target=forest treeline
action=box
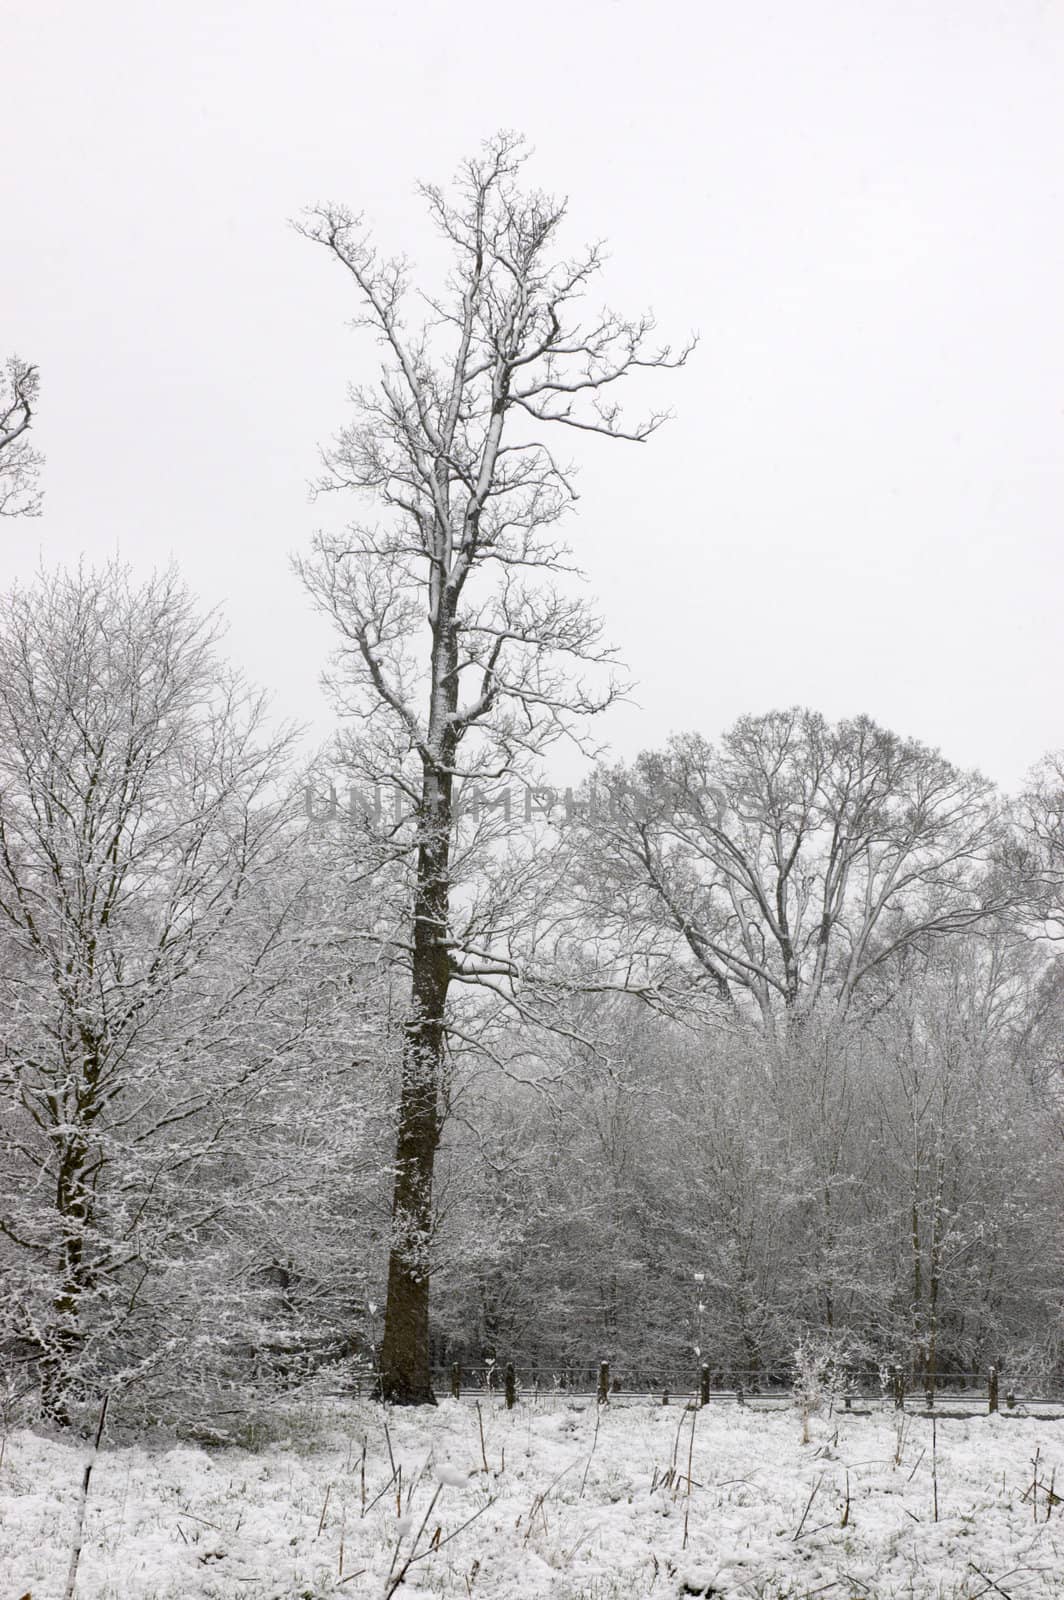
[0,561,1061,1431]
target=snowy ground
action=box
[3,1395,1063,1599]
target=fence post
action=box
[505,1362,516,1410]
[699,1363,710,1407]
[736,1383,745,1407]
[891,1367,904,1410]
[450,1362,461,1400]
[597,1361,610,1405]
[662,1388,669,1406]
[988,1366,999,1414]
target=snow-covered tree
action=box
[576,710,1009,1033]
[296,132,689,1403]
[0,564,386,1425]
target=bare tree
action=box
[296,133,689,1403]
[0,564,315,1423]
[1021,751,1064,943]
[0,357,43,517]
[578,709,1008,1033]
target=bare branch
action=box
[0,356,44,517]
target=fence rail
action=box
[396,1361,1064,1417]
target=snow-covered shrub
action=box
[791,1333,861,1443]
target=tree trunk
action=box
[40,1314,77,1428]
[41,1138,94,1426]
[376,1034,441,1404]
[910,1194,924,1384]
[377,637,456,1403]
[377,873,447,1401]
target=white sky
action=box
[4,0,1062,792]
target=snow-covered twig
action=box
[62,1394,109,1600]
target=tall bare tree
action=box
[0,357,43,517]
[296,133,689,1403]
[579,709,1008,1033]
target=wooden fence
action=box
[413,1361,1063,1417]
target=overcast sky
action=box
[4,0,1062,791]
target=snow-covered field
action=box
[3,1396,1062,1599]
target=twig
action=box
[176,1510,226,1532]
[669,1404,688,1484]
[63,1394,110,1600]
[682,1402,698,1550]
[523,1458,579,1544]
[385,1484,442,1597]
[562,1525,591,1565]
[578,1401,602,1498]
[425,1494,497,1556]
[792,1474,824,1541]
[362,1466,399,1519]
[966,1561,1017,1599]
[386,1490,497,1595]
[475,1400,489,1474]
[932,1416,939,1523]
[405,1454,431,1512]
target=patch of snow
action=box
[1,1397,1062,1597]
